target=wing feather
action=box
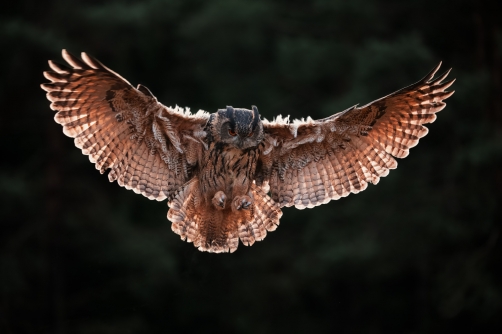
[42,50,209,201]
[260,63,454,208]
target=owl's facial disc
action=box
[220,106,263,149]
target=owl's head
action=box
[206,106,264,150]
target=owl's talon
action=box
[232,195,253,211]
[212,191,227,210]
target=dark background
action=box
[1,0,501,333]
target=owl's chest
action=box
[200,145,259,194]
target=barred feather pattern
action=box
[41,50,208,201]
[42,50,455,253]
[260,62,455,209]
[168,181,282,253]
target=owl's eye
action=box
[247,132,253,137]
[228,129,237,136]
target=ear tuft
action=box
[251,105,260,128]
[225,105,233,116]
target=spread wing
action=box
[257,63,455,209]
[42,50,209,201]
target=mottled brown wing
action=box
[41,50,209,201]
[258,63,455,209]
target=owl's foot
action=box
[212,191,227,210]
[232,195,253,212]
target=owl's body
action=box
[168,108,280,252]
[42,50,455,253]
[200,143,258,198]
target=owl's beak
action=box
[236,138,245,149]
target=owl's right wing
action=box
[257,63,455,209]
[42,50,209,201]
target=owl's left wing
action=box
[256,63,455,209]
[42,50,209,201]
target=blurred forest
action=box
[1,0,501,333]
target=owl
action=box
[42,50,455,253]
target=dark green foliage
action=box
[1,0,501,333]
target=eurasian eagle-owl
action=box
[41,50,455,253]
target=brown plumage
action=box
[42,50,455,253]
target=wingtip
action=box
[421,61,443,83]
[432,61,442,74]
[442,90,455,100]
[431,61,442,78]
[81,51,103,69]
[431,68,454,85]
[43,71,54,81]
[61,49,73,64]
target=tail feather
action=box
[167,181,282,253]
[239,185,282,246]
[167,180,200,244]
